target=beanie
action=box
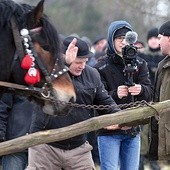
[147,28,158,41]
[93,35,106,45]
[159,21,170,36]
[114,27,131,39]
[63,36,93,58]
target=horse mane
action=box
[40,16,61,61]
[0,0,61,62]
[0,0,31,28]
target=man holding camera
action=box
[95,20,153,170]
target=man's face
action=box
[148,37,160,49]
[158,34,170,56]
[114,36,127,56]
[94,39,107,52]
[69,57,88,76]
[134,42,145,52]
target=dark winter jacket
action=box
[30,65,120,150]
[149,55,170,160]
[95,20,153,136]
[139,47,164,85]
[0,93,34,142]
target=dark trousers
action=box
[139,154,160,170]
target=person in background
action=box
[95,20,153,170]
[87,35,107,67]
[134,41,145,52]
[0,93,34,170]
[139,28,164,85]
[93,35,107,53]
[26,36,121,170]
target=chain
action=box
[40,95,156,111]
[32,93,160,118]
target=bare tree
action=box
[16,0,170,42]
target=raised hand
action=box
[65,38,78,66]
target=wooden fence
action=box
[0,99,169,156]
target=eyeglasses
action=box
[115,36,125,42]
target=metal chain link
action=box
[43,96,156,111]
[33,93,160,118]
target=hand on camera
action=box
[117,84,141,98]
[128,84,141,95]
[117,85,129,99]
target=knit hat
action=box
[93,35,106,45]
[114,27,131,39]
[63,36,93,58]
[159,21,170,36]
[147,28,158,41]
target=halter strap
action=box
[10,16,25,62]
[26,35,52,84]
[7,16,70,100]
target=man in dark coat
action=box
[138,27,164,170]
[149,20,170,161]
[26,37,120,170]
[0,93,34,170]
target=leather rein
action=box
[0,16,68,101]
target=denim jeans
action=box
[98,134,140,170]
[2,152,28,170]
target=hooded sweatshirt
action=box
[107,20,133,55]
[95,20,153,136]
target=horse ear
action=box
[27,0,45,28]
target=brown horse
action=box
[0,0,76,116]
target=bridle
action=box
[19,27,69,99]
[0,16,69,101]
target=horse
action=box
[0,0,76,116]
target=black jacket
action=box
[0,93,34,142]
[138,47,164,85]
[30,65,120,150]
[95,54,153,135]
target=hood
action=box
[107,20,133,55]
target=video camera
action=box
[122,31,138,86]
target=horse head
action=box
[0,0,76,116]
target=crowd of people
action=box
[1,3,170,170]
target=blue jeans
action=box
[2,152,28,170]
[98,134,140,170]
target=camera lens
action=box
[127,47,136,56]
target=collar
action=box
[112,54,124,64]
[163,56,170,68]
